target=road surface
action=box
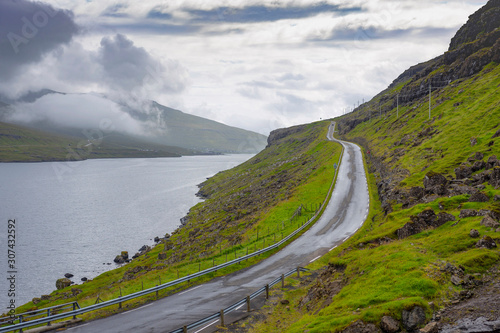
[66,123,370,333]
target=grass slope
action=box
[4,121,342,326]
[0,121,192,162]
[239,65,500,332]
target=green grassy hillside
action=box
[6,121,342,324]
[237,2,500,332]
[0,121,192,162]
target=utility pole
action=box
[428,82,431,120]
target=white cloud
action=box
[0,0,489,135]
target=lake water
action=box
[0,155,253,308]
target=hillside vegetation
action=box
[0,121,192,162]
[235,1,500,332]
[7,121,342,324]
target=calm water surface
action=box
[0,155,252,307]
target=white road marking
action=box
[343,236,349,241]
[329,245,337,252]
[120,303,154,315]
[194,319,219,333]
[178,285,203,296]
[309,255,321,263]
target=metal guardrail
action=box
[170,267,310,333]
[0,301,80,332]
[0,123,343,333]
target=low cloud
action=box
[8,93,144,135]
[0,0,79,79]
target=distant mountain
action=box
[0,92,267,155]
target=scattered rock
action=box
[455,165,472,179]
[459,209,478,218]
[480,215,500,228]
[32,297,41,304]
[470,137,477,146]
[423,172,448,190]
[402,306,426,331]
[494,195,500,201]
[486,155,499,169]
[121,251,129,260]
[158,252,167,260]
[56,278,72,290]
[468,191,489,202]
[469,229,480,238]
[451,275,463,286]
[436,212,456,225]
[419,321,438,333]
[154,236,160,243]
[410,187,425,199]
[64,273,74,278]
[475,236,497,249]
[492,129,500,139]
[81,277,87,282]
[114,255,125,264]
[280,299,290,305]
[41,295,51,300]
[380,315,400,333]
[472,160,486,172]
[341,320,381,333]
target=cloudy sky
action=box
[0,0,487,135]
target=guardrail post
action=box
[19,315,23,333]
[220,309,225,327]
[156,285,159,300]
[265,284,269,299]
[73,302,77,319]
[246,296,251,312]
[281,274,285,288]
[297,267,300,278]
[183,325,187,333]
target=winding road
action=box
[65,123,370,333]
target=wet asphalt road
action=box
[64,123,370,333]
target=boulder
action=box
[495,195,500,201]
[475,236,497,249]
[419,322,438,333]
[472,160,486,172]
[114,255,125,264]
[56,278,72,290]
[158,252,167,260]
[480,215,500,228]
[471,170,491,185]
[489,166,500,187]
[341,320,381,333]
[486,155,499,169]
[32,297,41,305]
[493,129,500,139]
[121,251,129,260]
[473,152,484,160]
[81,277,88,282]
[154,236,160,243]
[455,165,472,179]
[402,306,426,331]
[71,288,82,296]
[41,295,51,300]
[423,172,447,190]
[468,192,489,202]
[380,315,400,333]
[410,187,425,199]
[64,273,74,278]
[451,274,463,286]
[469,229,480,238]
[436,212,456,226]
[459,209,478,218]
